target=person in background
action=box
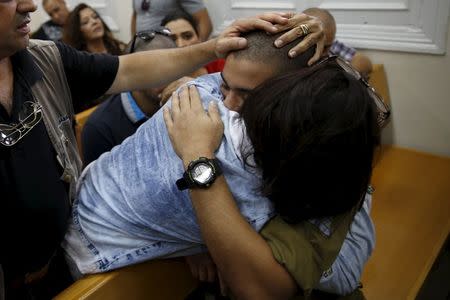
[63,3,126,113]
[131,0,212,41]
[304,7,373,78]
[63,3,125,55]
[160,10,225,104]
[31,0,70,41]
[82,29,176,166]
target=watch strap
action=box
[176,157,221,191]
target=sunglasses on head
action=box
[316,55,391,128]
[129,27,172,53]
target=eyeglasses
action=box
[141,0,150,11]
[316,55,391,128]
[129,27,172,53]
[0,101,43,147]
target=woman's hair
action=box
[240,62,381,223]
[63,3,125,55]
[160,10,198,35]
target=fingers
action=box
[215,37,248,58]
[208,101,221,124]
[232,17,279,33]
[288,31,324,58]
[188,85,203,112]
[160,88,174,105]
[170,89,181,117]
[308,37,325,65]
[271,13,326,59]
[178,85,191,111]
[254,12,289,27]
[162,107,173,131]
[273,13,310,33]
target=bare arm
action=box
[107,40,217,94]
[192,8,213,41]
[107,13,291,95]
[131,10,137,36]
[164,86,297,300]
[109,12,325,102]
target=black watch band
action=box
[176,157,222,191]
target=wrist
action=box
[201,39,219,61]
[182,152,216,169]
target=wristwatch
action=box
[176,157,222,190]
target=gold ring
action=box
[300,24,310,36]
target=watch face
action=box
[192,162,214,184]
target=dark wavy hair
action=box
[160,10,198,35]
[240,62,381,223]
[63,3,125,55]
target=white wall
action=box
[30,1,450,157]
[30,1,133,43]
[362,25,450,157]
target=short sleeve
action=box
[55,42,119,110]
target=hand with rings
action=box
[272,13,326,65]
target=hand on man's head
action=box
[214,12,291,58]
[214,12,326,65]
[273,13,326,65]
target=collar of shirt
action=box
[11,47,44,87]
[1,48,43,120]
[120,92,148,124]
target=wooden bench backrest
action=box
[74,105,98,158]
[54,258,198,300]
[361,146,450,299]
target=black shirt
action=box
[0,42,119,274]
[31,20,63,42]
[82,93,144,166]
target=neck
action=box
[86,38,107,54]
[131,91,160,117]
[0,58,14,115]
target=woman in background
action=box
[160,10,225,103]
[63,3,126,112]
[63,3,125,55]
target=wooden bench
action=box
[54,258,198,300]
[74,105,98,159]
[361,146,450,299]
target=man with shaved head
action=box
[32,0,70,41]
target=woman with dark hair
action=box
[63,3,126,112]
[240,62,380,222]
[63,3,125,55]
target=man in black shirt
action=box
[31,0,69,41]
[0,1,317,299]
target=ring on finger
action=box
[300,23,310,36]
